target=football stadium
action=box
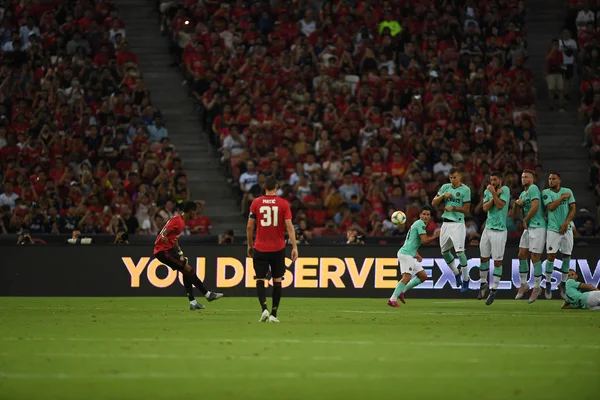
[1,0,599,399]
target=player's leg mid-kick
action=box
[388,207,439,307]
[153,201,224,310]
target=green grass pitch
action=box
[0,297,598,400]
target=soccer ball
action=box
[391,210,407,225]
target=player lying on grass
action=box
[561,270,600,310]
[388,206,440,307]
[154,201,223,310]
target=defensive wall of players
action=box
[2,245,599,298]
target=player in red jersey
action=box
[246,176,298,323]
[154,201,223,310]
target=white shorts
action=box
[398,254,423,276]
[440,222,466,253]
[519,228,546,254]
[479,228,508,261]
[586,291,600,310]
[546,230,574,255]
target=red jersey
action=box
[250,195,292,252]
[153,215,185,254]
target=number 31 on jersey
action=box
[259,206,279,227]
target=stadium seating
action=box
[162,0,534,239]
[0,0,206,237]
[569,1,600,235]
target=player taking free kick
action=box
[246,176,298,323]
[388,206,440,307]
[154,201,223,310]
[514,169,547,303]
[431,168,470,293]
[542,173,576,300]
[479,172,510,305]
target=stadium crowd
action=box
[161,0,549,240]
[0,0,215,237]
[569,0,600,236]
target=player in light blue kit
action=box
[561,270,600,310]
[388,206,440,307]
[514,169,547,303]
[541,173,576,300]
[478,172,511,305]
[431,168,471,293]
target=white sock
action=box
[204,291,212,299]
[448,259,459,275]
[190,299,198,305]
[492,275,501,290]
[561,273,568,283]
[545,273,553,287]
[480,270,488,284]
[519,273,528,286]
[461,266,470,281]
[390,294,398,302]
[534,275,542,289]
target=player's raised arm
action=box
[419,228,440,244]
[544,191,570,211]
[450,200,471,215]
[432,188,452,206]
[522,198,538,227]
[579,282,600,292]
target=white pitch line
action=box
[0,370,597,381]
[1,337,598,350]
[0,306,592,319]
[15,353,594,367]
[339,310,591,318]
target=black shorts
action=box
[253,249,285,279]
[562,64,574,80]
[155,249,186,272]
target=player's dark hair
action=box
[183,201,198,213]
[421,205,433,214]
[448,168,462,175]
[549,172,562,179]
[264,175,278,191]
[522,169,536,177]
[490,171,503,179]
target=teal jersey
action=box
[483,185,511,230]
[437,183,471,223]
[542,187,576,233]
[565,279,590,309]
[519,184,547,229]
[398,219,427,257]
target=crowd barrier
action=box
[2,245,598,298]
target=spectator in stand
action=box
[160,0,535,236]
[0,182,19,212]
[546,39,565,111]
[0,0,201,237]
[559,29,578,98]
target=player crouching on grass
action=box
[561,270,600,310]
[154,201,223,310]
[388,206,440,307]
[246,176,299,323]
